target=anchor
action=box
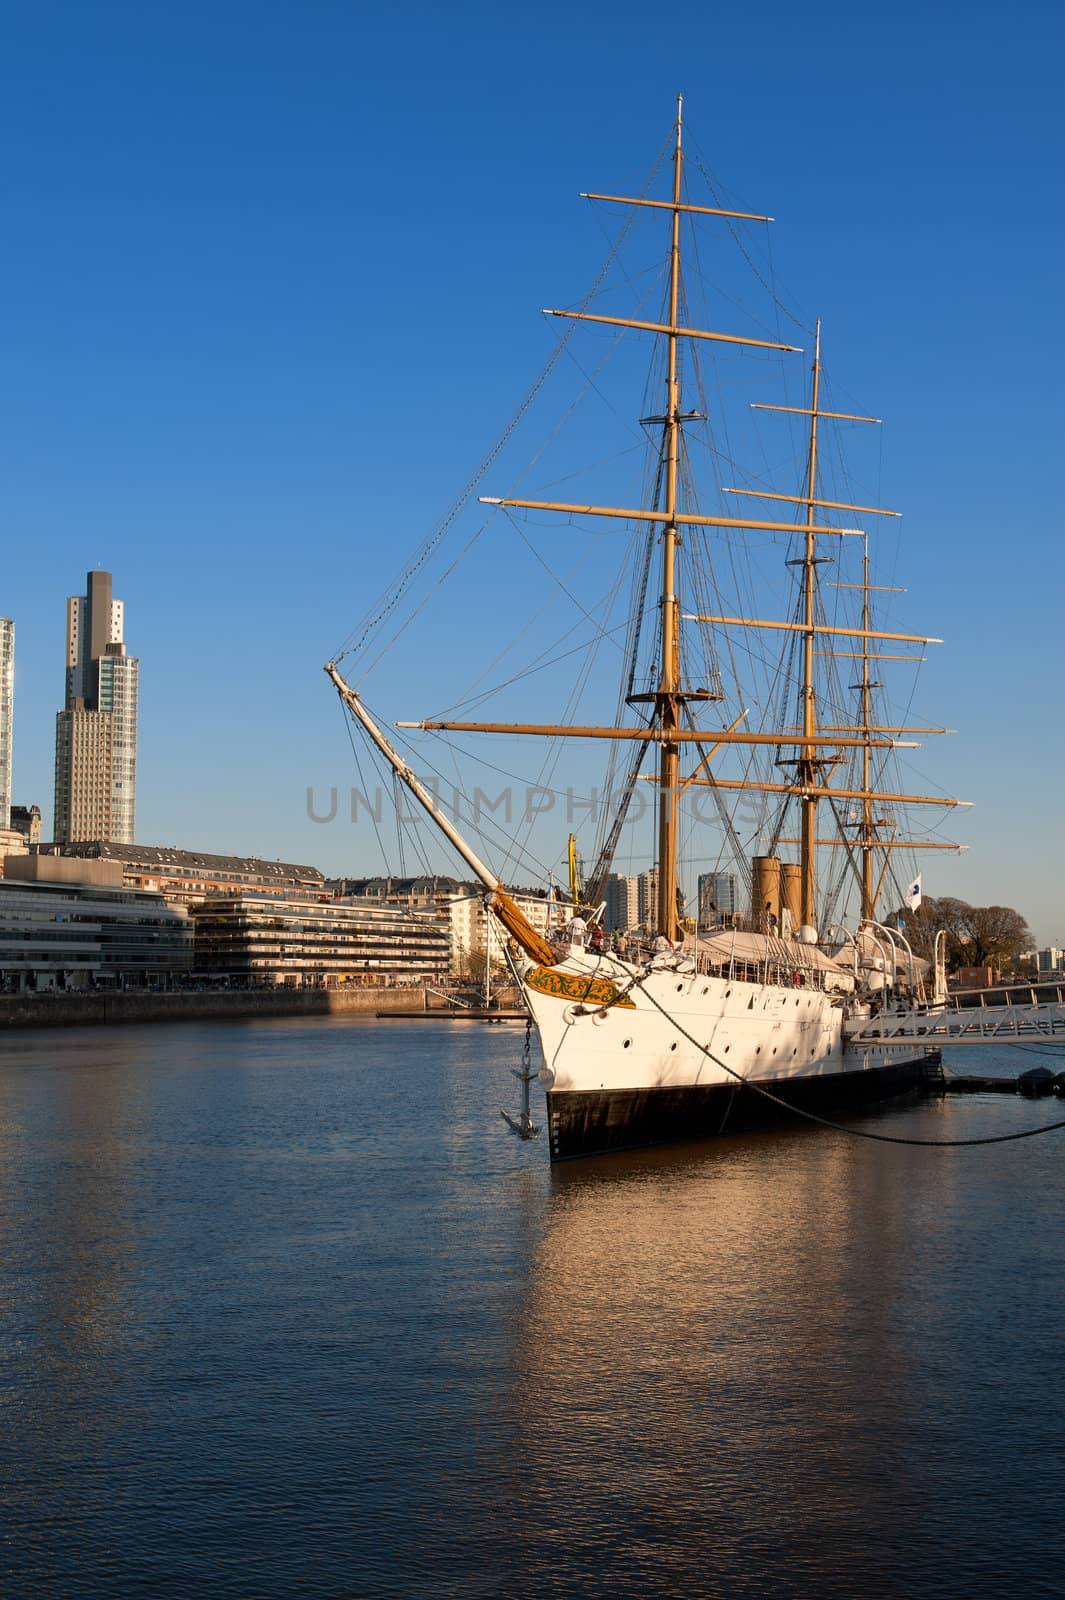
[501,1016,541,1139]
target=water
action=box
[1,1018,1062,1599]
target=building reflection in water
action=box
[0,1036,146,1526]
[0,1037,144,1350]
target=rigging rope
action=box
[333,135,672,673]
[340,699,391,874]
[685,140,813,336]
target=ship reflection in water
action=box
[1,1022,1062,1600]
[504,1114,1063,1598]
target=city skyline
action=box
[0,4,1061,942]
[1,551,1062,943]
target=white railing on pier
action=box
[848,996,1065,1046]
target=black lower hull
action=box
[546,1053,938,1161]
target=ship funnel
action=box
[751,856,781,935]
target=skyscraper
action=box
[636,868,658,930]
[54,571,138,844]
[0,617,13,830]
[603,872,639,932]
[698,870,739,926]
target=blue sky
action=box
[2,0,1063,940]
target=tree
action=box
[894,897,965,964]
[958,905,1032,970]
[894,897,1031,974]
[460,950,490,985]
[458,950,506,986]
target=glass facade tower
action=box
[698,871,739,925]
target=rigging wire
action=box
[337,688,560,888]
[431,618,632,722]
[357,333,627,686]
[333,133,673,674]
[502,509,628,640]
[384,716,560,886]
[685,139,814,335]
[392,772,407,877]
[329,114,960,945]
[340,699,391,875]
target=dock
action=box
[375,1008,527,1022]
[935,1070,1064,1097]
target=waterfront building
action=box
[1035,947,1064,977]
[952,965,997,989]
[54,570,139,845]
[322,873,458,910]
[6,853,124,888]
[448,885,563,977]
[0,617,12,830]
[698,870,739,926]
[39,841,325,908]
[0,871,192,992]
[1,804,43,877]
[603,872,639,932]
[0,829,29,871]
[1,804,43,878]
[191,891,450,986]
[10,804,42,847]
[331,874,563,975]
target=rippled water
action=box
[1,1018,1062,1599]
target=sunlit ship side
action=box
[521,945,935,1159]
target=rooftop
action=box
[39,841,324,882]
[331,874,556,900]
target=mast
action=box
[478,102,792,934]
[323,663,557,967]
[655,92,684,942]
[410,104,968,947]
[860,538,874,919]
[798,319,822,927]
[567,832,582,910]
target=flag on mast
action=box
[907,874,923,912]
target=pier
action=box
[851,984,1065,1049]
[933,1067,1064,1097]
[375,1008,526,1022]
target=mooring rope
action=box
[629,976,1065,1148]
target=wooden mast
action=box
[860,539,875,918]
[379,105,968,943]
[656,92,684,942]
[744,365,911,929]
[322,663,557,966]
[799,320,822,927]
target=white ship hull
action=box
[522,951,936,1159]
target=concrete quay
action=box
[0,987,435,1031]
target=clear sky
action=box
[2,0,1063,941]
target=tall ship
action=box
[326,99,973,1160]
